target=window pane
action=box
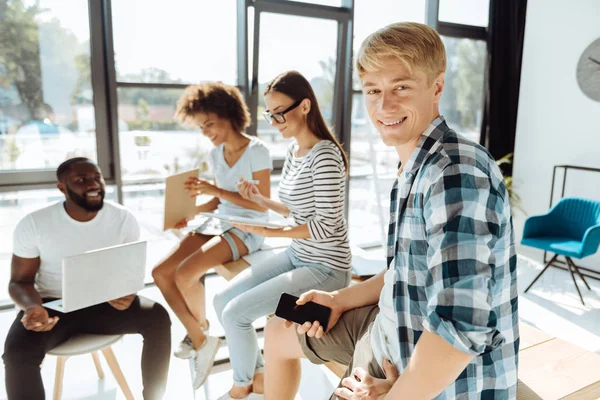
[283,0,343,5]
[116,87,213,183]
[111,0,237,84]
[438,0,489,27]
[439,37,486,142]
[256,13,338,160]
[353,0,426,89]
[0,0,97,171]
[348,93,399,247]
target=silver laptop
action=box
[44,241,147,313]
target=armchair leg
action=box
[566,257,591,290]
[524,254,558,293]
[566,261,585,305]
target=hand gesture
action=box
[237,179,263,204]
[108,294,136,311]
[21,305,59,332]
[285,290,344,339]
[230,223,276,237]
[185,177,219,197]
[174,218,188,229]
[334,359,399,400]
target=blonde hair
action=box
[355,22,446,85]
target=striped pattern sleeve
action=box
[306,145,346,240]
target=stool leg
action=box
[101,347,134,400]
[53,356,68,400]
[524,254,558,293]
[566,261,585,305]
[91,351,104,379]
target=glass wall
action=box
[348,0,426,247]
[255,13,339,160]
[0,0,96,171]
[0,0,492,303]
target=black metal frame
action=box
[524,254,595,306]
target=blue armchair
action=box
[522,197,600,305]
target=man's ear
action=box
[301,98,311,115]
[57,182,66,195]
[432,72,445,103]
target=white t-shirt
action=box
[12,201,140,298]
[370,174,404,371]
[209,136,273,221]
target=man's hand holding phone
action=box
[280,290,345,339]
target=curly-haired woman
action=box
[152,82,272,389]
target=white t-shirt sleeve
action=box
[250,141,273,172]
[122,211,141,243]
[12,215,40,259]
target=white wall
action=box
[513,0,600,266]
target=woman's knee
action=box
[152,261,175,288]
[174,261,207,291]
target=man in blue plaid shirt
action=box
[263,22,518,400]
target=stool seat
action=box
[48,334,123,357]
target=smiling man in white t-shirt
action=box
[3,157,171,400]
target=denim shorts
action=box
[222,227,264,261]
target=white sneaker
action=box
[174,335,194,359]
[191,335,221,389]
[174,322,210,360]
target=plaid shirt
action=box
[387,117,519,399]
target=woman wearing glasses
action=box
[211,70,352,400]
[151,82,273,390]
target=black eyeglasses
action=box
[262,99,303,124]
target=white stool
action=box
[47,334,134,400]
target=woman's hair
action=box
[264,71,348,173]
[174,82,251,133]
[355,22,446,85]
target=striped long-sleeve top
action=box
[278,139,351,271]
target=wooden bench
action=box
[325,323,600,400]
[213,245,600,398]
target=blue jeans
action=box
[213,248,351,386]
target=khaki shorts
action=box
[297,305,385,400]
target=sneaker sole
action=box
[174,352,194,360]
[192,338,222,389]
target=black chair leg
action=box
[566,260,585,305]
[566,257,591,290]
[524,254,558,293]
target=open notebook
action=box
[199,212,295,229]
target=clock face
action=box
[576,37,600,102]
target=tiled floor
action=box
[1,250,600,399]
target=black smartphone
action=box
[275,292,332,332]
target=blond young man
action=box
[263,22,519,400]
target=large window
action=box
[0,0,96,171]
[111,0,238,85]
[110,1,238,242]
[255,13,339,160]
[438,0,489,27]
[0,0,494,304]
[348,0,426,247]
[439,37,486,143]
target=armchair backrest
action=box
[549,197,600,240]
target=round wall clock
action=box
[576,37,600,102]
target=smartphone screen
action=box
[274,293,332,331]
